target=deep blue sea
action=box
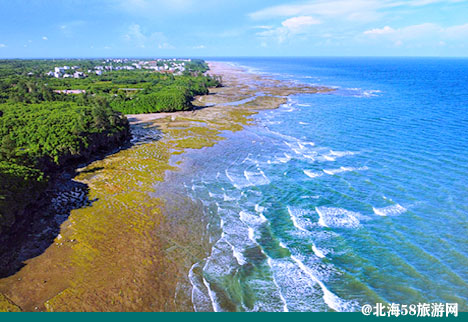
[177,58,468,312]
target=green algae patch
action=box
[0,293,21,312]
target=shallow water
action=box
[173,58,468,311]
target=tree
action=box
[0,135,17,161]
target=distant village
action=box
[46,58,192,79]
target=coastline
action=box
[0,61,332,312]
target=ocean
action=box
[169,58,468,311]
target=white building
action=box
[73,71,85,79]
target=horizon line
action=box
[1,55,468,60]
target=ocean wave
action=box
[315,206,361,229]
[323,166,369,175]
[255,204,266,213]
[266,258,289,312]
[244,168,271,186]
[329,150,357,157]
[284,141,317,161]
[189,263,213,312]
[373,204,407,216]
[239,210,268,227]
[268,153,292,164]
[225,169,252,189]
[228,241,247,265]
[223,193,237,201]
[287,206,314,233]
[329,87,382,98]
[304,170,323,178]
[312,244,326,258]
[290,255,359,312]
[322,155,336,162]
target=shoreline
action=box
[0,61,332,312]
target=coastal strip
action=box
[0,62,332,312]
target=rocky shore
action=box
[0,62,332,312]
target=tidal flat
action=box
[0,62,331,312]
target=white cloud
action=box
[249,0,466,23]
[364,26,395,35]
[249,0,384,22]
[158,42,175,49]
[0,43,6,48]
[123,23,174,49]
[362,22,468,48]
[444,23,468,38]
[254,25,274,30]
[364,22,468,39]
[281,16,321,31]
[42,36,48,40]
[257,15,321,43]
[123,24,147,48]
[193,44,206,49]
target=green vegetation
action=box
[0,58,218,234]
[0,100,129,234]
[110,74,220,114]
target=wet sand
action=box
[0,62,332,312]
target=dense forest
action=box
[0,58,220,234]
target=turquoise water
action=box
[177,58,468,312]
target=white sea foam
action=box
[290,255,358,312]
[312,244,326,258]
[373,204,407,216]
[225,169,252,189]
[315,207,361,229]
[362,89,382,97]
[287,206,313,233]
[255,204,265,213]
[277,153,292,163]
[189,263,214,312]
[323,166,369,175]
[223,193,236,201]
[323,155,336,161]
[304,170,323,178]
[329,150,357,157]
[241,154,254,164]
[299,121,309,125]
[244,169,271,186]
[284,141,302,154]
[247,227,255,242]
[239,210,268,227]
[229,242,247,265]
[297,103,312,107]
[202,277,221,312]
[284,141,317,161]
[267,258,289,312]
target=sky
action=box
[0,0,467,58]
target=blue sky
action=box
[0,0,467,58]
